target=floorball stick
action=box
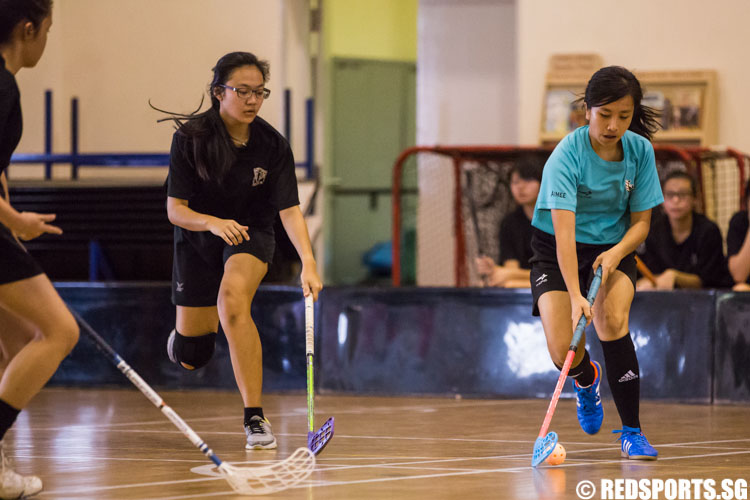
[305,294,335,454]
[531,267,603,467]
[70,307,315,495]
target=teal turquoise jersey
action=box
[532,125,664,244]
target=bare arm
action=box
[1,171,8,201]
[663,268,702,289]
[551,209,591,328]
[592,208,652,283]
[0,171,20,227]
[279,205,323,299]
[166,196,249,246]
[0,172,61,239]
[728,210,750,284]
[489,261,531,288]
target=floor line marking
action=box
[38,448,750,497]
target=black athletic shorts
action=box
[529,228,637,316]
[0,224,44,285]
[172,226,275,307]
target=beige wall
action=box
[518,0,750,152]
[12,0,311,179]
[418,0,517,145]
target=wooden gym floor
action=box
[6,389,749,499]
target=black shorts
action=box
[0,224,44,285]
[172,226,275,307]
[529,228,637,316]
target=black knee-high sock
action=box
[601,333,641,429]
[557,349,595,387]
[0,398,21,442]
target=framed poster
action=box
[638,70,717,145]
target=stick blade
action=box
[307,417,334,455]
[219,447,315,495]
[532,431,558,467]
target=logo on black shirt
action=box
[253,167,268,187]
[625,179,634,192]
[551,191,566,198]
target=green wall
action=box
[325,0,417,61]
[322,0,417,285]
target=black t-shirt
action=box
[499,205,533,269]
[638,211,733,288]
[0,55,23,177]
[726,210,750,284]
[167,116,299,230]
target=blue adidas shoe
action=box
[573,360,603,434]
[614,426,658,460]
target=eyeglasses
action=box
[217,84,271,100]
[663,191,693,201]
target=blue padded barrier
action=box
[714,292,750,402]
[44,283,745,403]
[51,284,306,391]
[317,288,717,403]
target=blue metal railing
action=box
[11,90,315,180]
[44,90,52,178]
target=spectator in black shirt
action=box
[726,180,750,291]
[157,52,322,451]
[0,2,79,497]
[475,159,541,287]
[637,170,732,290]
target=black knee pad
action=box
[167,330,217,370]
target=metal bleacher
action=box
[8,89,316,281]
[9,183,172,281]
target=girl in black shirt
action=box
[160,52,322,450]
[727,180,750,290]
[475,159,542,287]
[636,170,732,290]
[0,2,79,497]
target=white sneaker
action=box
[244,416,277,450]
[0,442,42,499]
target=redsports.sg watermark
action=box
[576,479,748,500]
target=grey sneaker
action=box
[244,416,277,450]
[0,441,42,499]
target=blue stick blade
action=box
[307,417,335,455]
[531,431,558,467]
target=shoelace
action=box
[613,428,648,446]
[248,419,267,434]
[577,385,600,415]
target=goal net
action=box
[392,145,747,286]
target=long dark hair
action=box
[151,52,270,182]
[575,66,660,141]
[0,0,52,45]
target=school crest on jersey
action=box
[625,179,634,192]
[252,167,268,187]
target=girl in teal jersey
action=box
[529,66,663,460]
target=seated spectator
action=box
[475,159,542,288]
[637,170,733,290]
[727,180,750,291]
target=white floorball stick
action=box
[70,307,315,495]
